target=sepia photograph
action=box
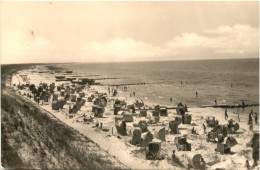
[1,1,259,169]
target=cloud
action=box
[1,30,57,63]
[1,24,258,63]
[165,33,210,48]
[78,24,258,61]
[205,24,258,54]
[166,24,258,56]
[79,37,167,62]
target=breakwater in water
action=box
[59,59,259,108]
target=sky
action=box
[1,1,259,64]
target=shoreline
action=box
[47,63,260,109]
[59,60,259,109]
[5,64,260,169]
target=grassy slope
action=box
[1,64,126,169]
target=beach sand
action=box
[11,65,259,169]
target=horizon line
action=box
[1,57,259,65]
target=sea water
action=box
[57,58,258,108]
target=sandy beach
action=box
[9,65,259,169]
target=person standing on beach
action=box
[237,109,240,122]
[245,160,250,170]
[249,112,253,123]
[215,98,217,105]
[242,100,245,111]
[170,97,173,103]
[133,92,135,97]
[225,109,228,120]
[249,112,253,131]
[254,112,258,124]
[203,124,206,134]
[196,91,198,98]
[250,109,254,116]
[172,150,176,159]
[251,133,259,168]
